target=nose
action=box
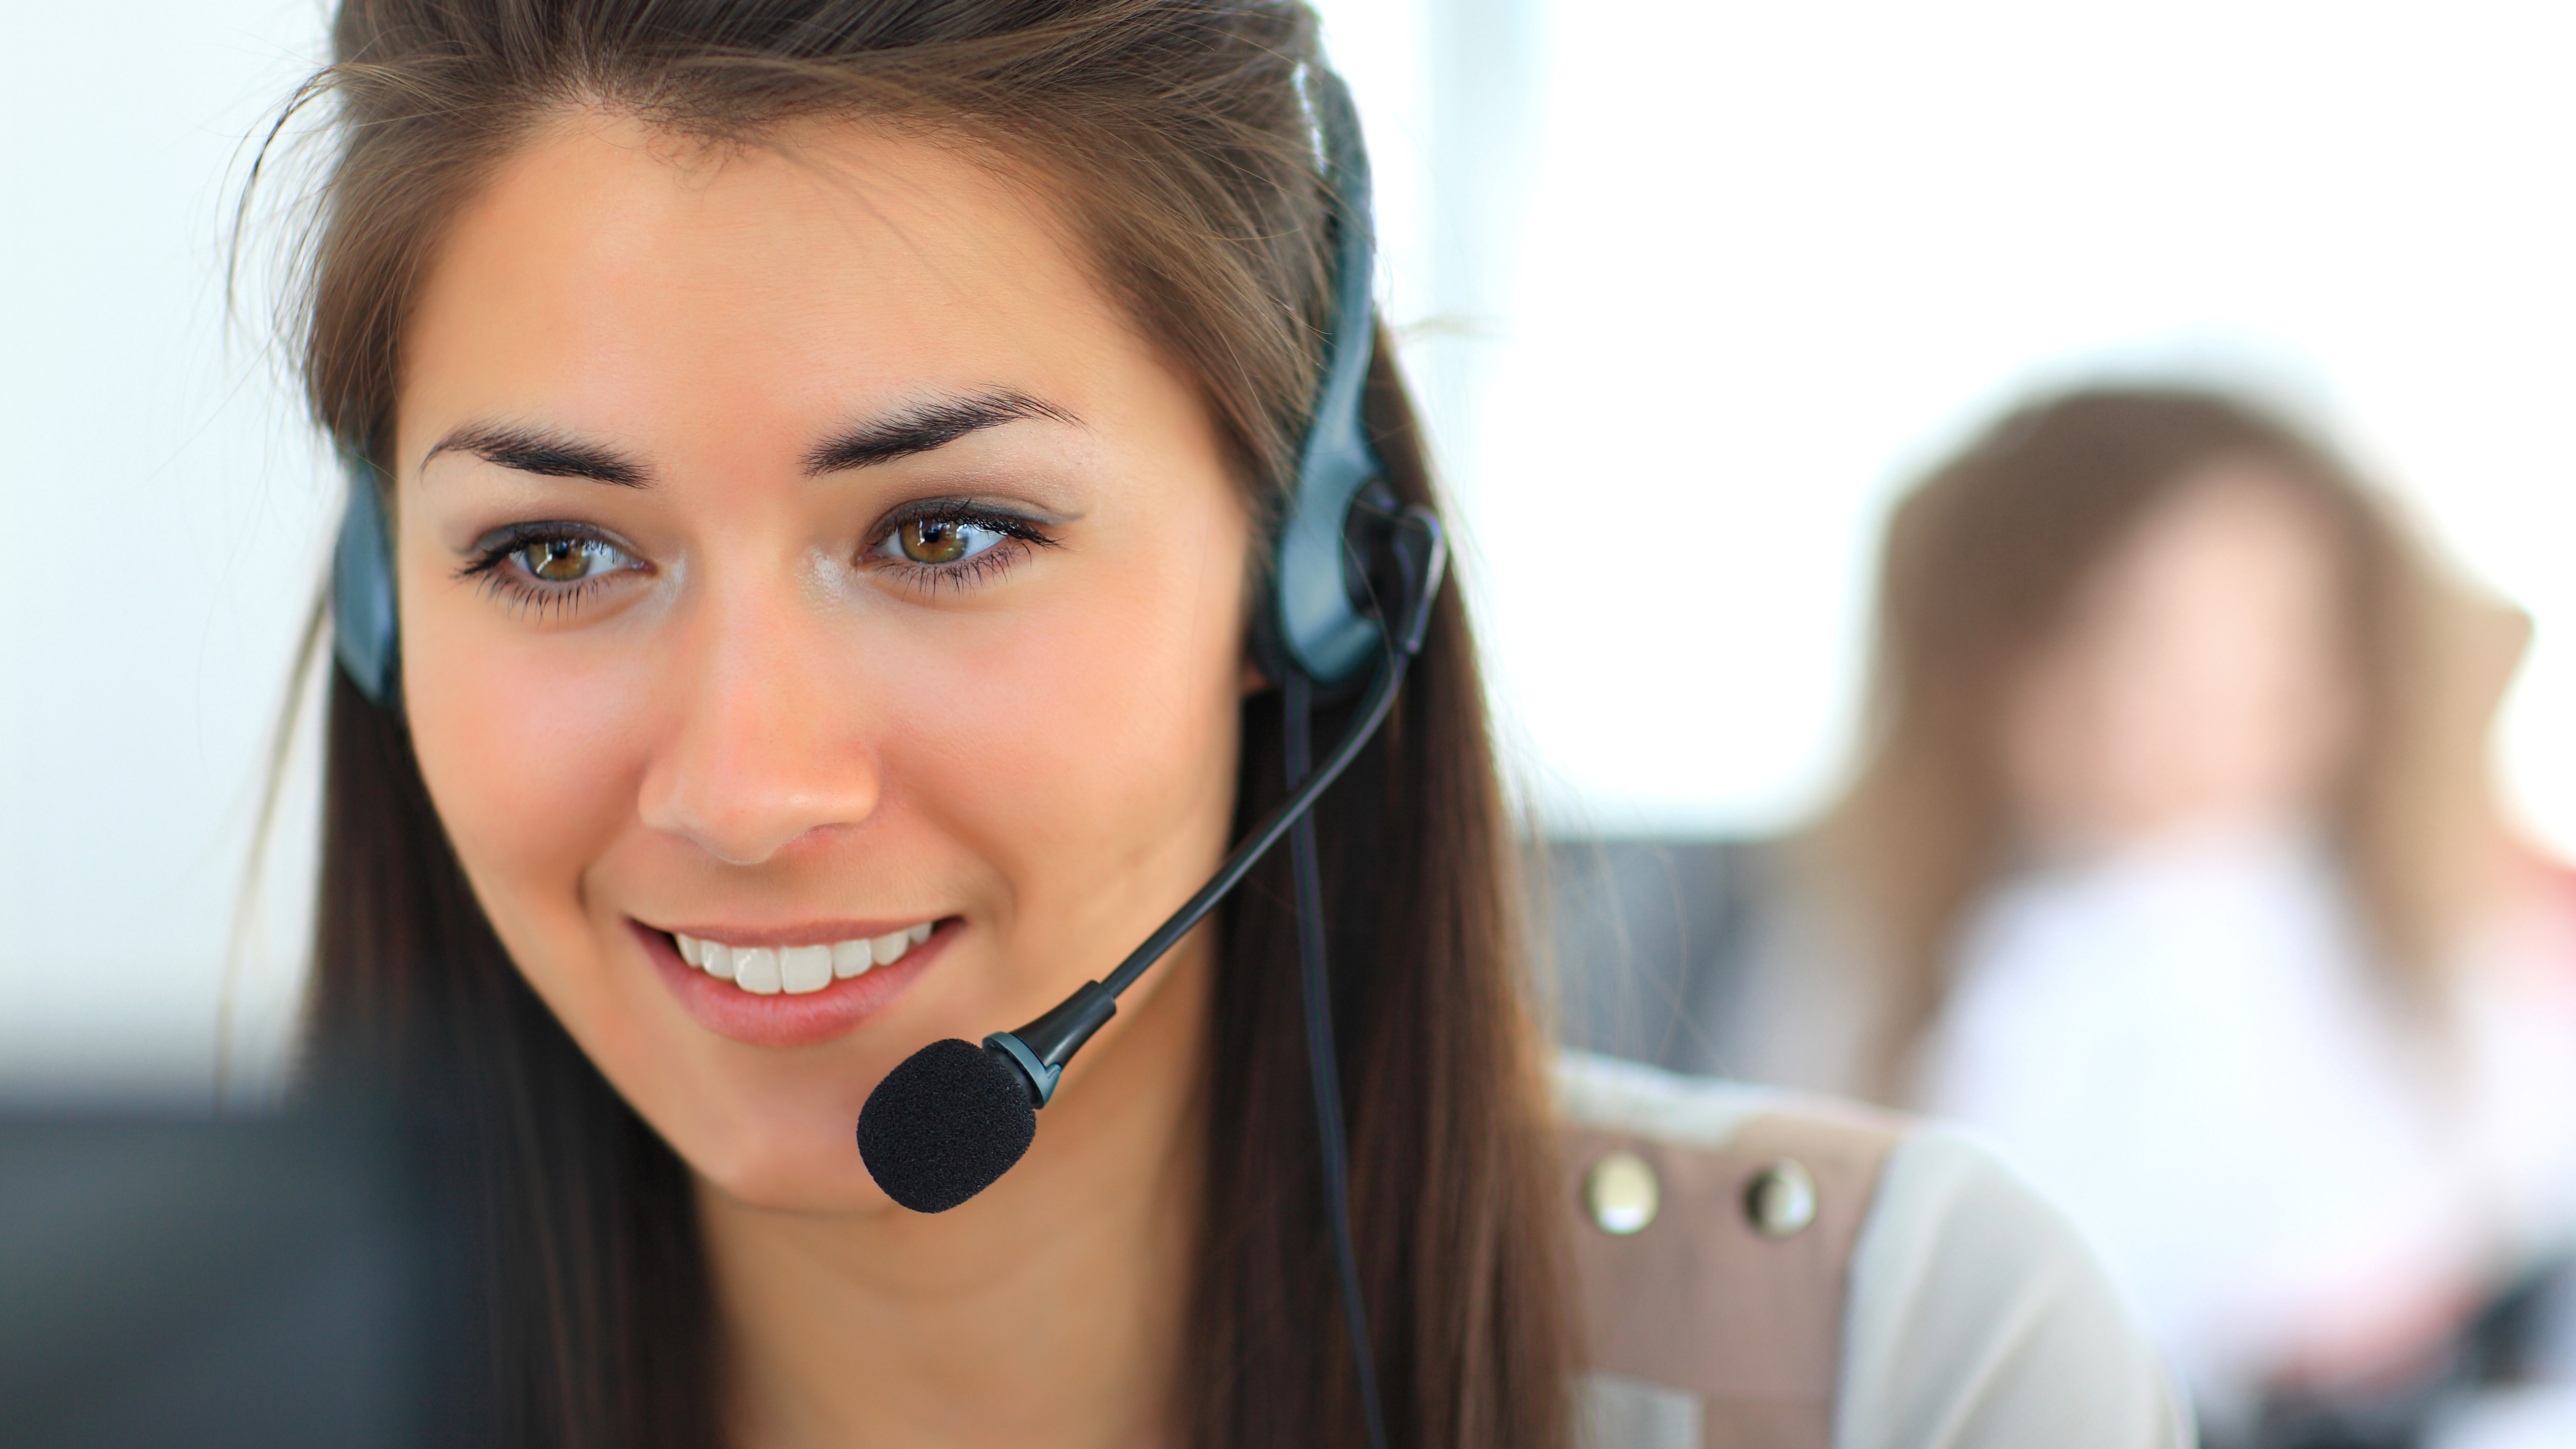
[637,581,883,866]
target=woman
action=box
[1717,389,2576,1442]
[271,3,2181,1444]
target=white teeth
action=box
[779,945,833,995]
[734,947,782,994]
[676,922,935,995]
[832,939,873,979]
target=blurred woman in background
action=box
[1727,388,2576,1444]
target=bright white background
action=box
[2,0,337,1095]
[5,0,2571,1095]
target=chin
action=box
[677,1093,901,1215]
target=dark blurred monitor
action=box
[0,1106,472,1448]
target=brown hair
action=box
[271,3,1573,1444]
[1816,386,2523,1096]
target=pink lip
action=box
[633,919,953,1048]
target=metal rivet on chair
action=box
[1583,1149,1660,1235]
[1743,1158,1817,1238]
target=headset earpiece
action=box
[332,451,400,707]
[1345,484,1448,660]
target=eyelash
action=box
[453,502,1059,618]
[865,503,1059,594]
[455,522,646,619]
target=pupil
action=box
[903,520,968,564]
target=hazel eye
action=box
[514,536,634,583]
[887,517,1004,565]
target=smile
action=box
[674,923,936,996]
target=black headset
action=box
[330,60,1427,1449]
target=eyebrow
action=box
[417,387,1079,488]
[801,389,1081,474]
[422,423,648,487]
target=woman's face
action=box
[393,115,1253,1212]
[2003,464,2360,855]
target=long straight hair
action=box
[1815,386,2525,1094]
[278,3,1573,1444]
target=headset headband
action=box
[1268,66,1390,686]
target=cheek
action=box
[2000,657,2090,808]
[402,604,653,960]
[889,528,1251,944]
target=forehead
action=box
[2133,464,2340,572]
[399,112,1134,456]
[2076,462,2347,628]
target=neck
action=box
[701,941,1212,1449]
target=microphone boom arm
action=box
[984,645,1409,1104]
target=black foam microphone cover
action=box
[856,1037,1037,1213]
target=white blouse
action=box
[1912,827,2576,1433]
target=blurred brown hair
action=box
[263,3,1573,1445]
[1816,386,2524,1096]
